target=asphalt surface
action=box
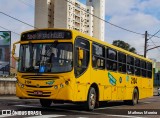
[0,95,160,118]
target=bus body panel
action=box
[14,29,153,105]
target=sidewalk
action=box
[0,95,18,100]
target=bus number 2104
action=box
[131,77,137,84]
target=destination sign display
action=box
[21,30,72,40]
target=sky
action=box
[0,0,160,61]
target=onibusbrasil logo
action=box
[1,110,42,116]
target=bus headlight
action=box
[18,82,24,88]
[60,83,64,88]
[21,84,24,88]
[54,85,58,89]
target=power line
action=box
[16,0,160,40]
[0,25,20,36]
[148,34,160,39]
[148,29,160,40]
[0,11,37,29]
[17,0,67,28]
[65,0,144,36]
[149,39,160,52]
[148,41,160,43]
[65,0,160,40]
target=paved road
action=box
[0,95,160,118]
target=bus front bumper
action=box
[16,83,74,101]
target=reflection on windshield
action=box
[18,43,73,73]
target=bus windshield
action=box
[18,43,73,73]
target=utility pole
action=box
[144,31,160,57]
[144,31,148,58]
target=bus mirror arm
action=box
[12,41,20,61]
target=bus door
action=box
[74,37,90,101]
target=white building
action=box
[35,0,105,41]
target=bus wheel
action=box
[86,87,96,111]
[130,88,139,105]
[40,99,52,107]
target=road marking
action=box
[77,117,88,118]
[0,115,66,118]
[14,105,148,118]
[25,115,66,118]
[0,115,12,118]
[96,102,152,110]
[96,105,128,110]
[14,105,105,115]
[142,102,151,104]
[15,105,40,108]
[107,115,147,118]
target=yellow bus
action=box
[12,28,153,110]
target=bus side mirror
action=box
[78,48,84,60]
[12,41,20,61]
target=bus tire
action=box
[86,87,96,111]
[40,99,52,107]
[129,88,139,105]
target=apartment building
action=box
[35,0,105,41]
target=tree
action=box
[112,40,137,53]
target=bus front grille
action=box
[28,94,51,97]
[21,75,59,80]
[26,85,53,88]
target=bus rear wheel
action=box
[40,99,52,107]
[130,88,139,105]
[86,87,96,111]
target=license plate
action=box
[34,91,43,95]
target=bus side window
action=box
[96,59,100,67]
[106,48,117,71]
[127,55,134,75]
[118,52,126,73]
[92,43,105,69]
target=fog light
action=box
[18,82,24,88]
[54,85,58,89]
[65,81,69,85]
[21,84,24,88]
[60,83,64,88]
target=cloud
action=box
[106,0,136,16]
[105,0,160,61]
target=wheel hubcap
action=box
[134,92,137,104]
[90,93,95,106]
